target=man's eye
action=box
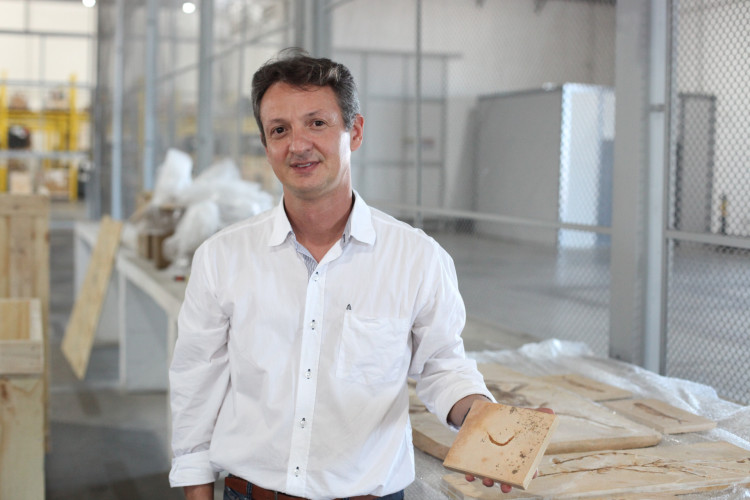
[271,126,285,135]
[312,120,325,127]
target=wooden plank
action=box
[0,376,45,500]
[0,299,43,375]
[0,215,8,296]
[605,398,717,434]
[0,299,31,340]
[411,377,661,460]
[0,342,44,374]
[8,213,34,298]
[441,441,750,499]
[61,215,122,379]
[0,194,49,216]
[535,374,632,402]
[32,213,50,442]
[443,401,559,490]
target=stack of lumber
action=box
[408,362,750,498]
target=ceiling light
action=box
[82,0,96,7]
[182,2,196,14]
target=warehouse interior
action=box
[1,0,750,499]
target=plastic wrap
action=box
[147,155,275,272]
[151,148,193,207]
[163,200,221,262]
[172,158,274,228]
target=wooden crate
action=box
[0,298,45,500]
[0,194,50,448]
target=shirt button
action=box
[295,466,300,477]
[300,418,306,428]
[305,369,311,379]
[310,320,316,330]
[313,272,320,281]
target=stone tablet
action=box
[443,400,558,490]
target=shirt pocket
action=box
[336,313,410,385]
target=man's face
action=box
[259,82,363,203]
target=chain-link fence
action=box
[333,0,616,355]
[667,0,750,403]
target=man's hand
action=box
[448,394,491,428]
[184,483,214,500]
[465,407,555,492]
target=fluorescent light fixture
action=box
[82,0,96,7]
[182,2,196,14]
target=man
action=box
[169,48,505,500]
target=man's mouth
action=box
[292,161,316,169]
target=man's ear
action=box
[350,114,364,152]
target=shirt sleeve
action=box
[169,242,231,487]
[408,241,494,428]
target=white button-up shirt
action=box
[169,193,491,499]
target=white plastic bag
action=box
[151,148,193,206]
[163,200,221,261]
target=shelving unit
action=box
[0,75,90,200]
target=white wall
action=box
[331,0,616,210]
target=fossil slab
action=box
[441,441,750,499]
[605,398,717,434]
[443,400,559,489]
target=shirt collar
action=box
[268,190,376,247]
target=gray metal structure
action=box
[88,0,750,404]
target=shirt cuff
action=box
[169,450,219,487]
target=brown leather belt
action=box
[225,475,378,500]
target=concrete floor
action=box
[44,202,534,499]
[46,203,183,500]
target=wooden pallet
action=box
[0,298,45,499]
[0,194,50,447]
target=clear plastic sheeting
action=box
[405,340,750,499]
[471,340,750,451]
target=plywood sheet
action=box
[0,376,45,500]
[441,441,750,499]
[443,401,558,490]
[535,374,632,402]
[61,216,122,379]
[411,378,661,460]
[605,398,716,434]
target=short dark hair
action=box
[251,48,360,146]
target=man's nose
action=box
[289,129,312,155]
